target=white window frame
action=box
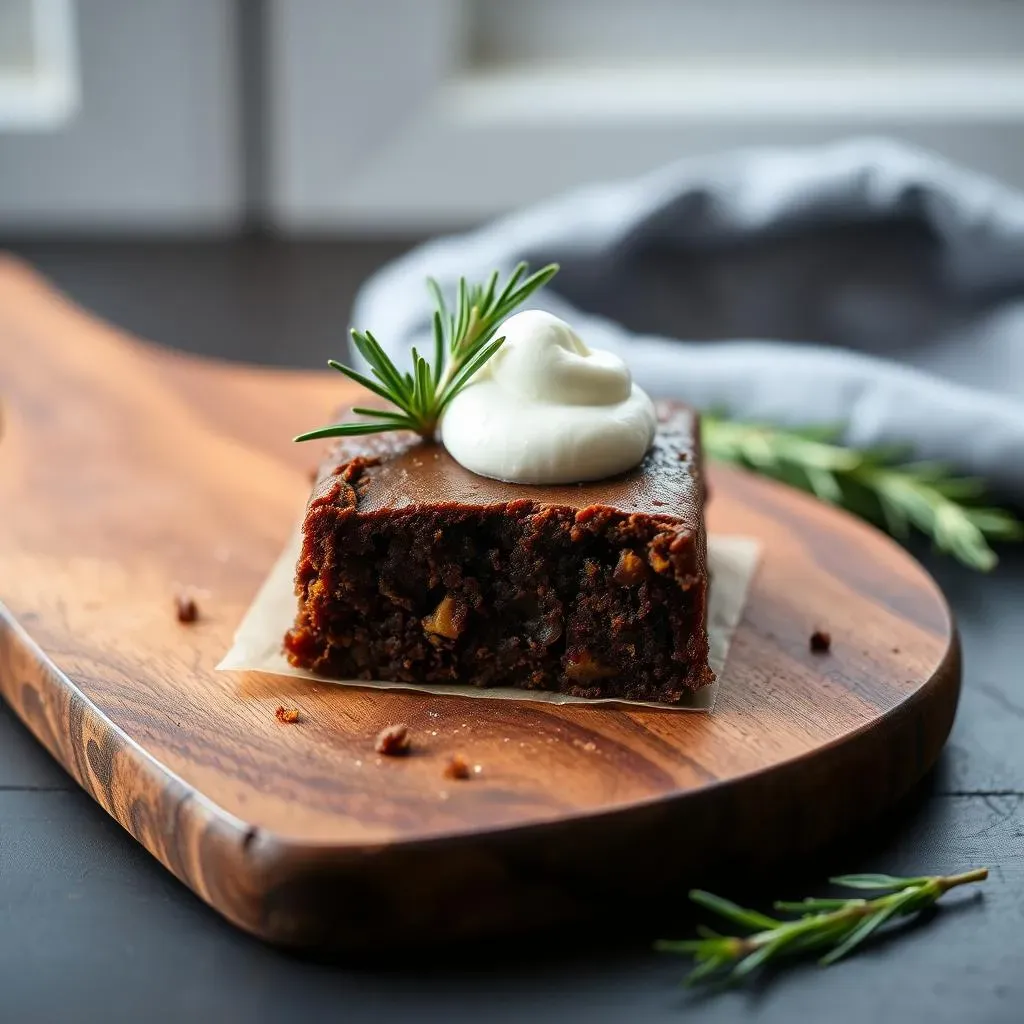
[266,0,1024,232]
[0,0,78,130]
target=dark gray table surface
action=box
[2,240,1023,1024]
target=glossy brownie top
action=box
[310,400,704,526]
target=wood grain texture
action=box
[0,256,960,949]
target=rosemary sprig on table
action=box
[657,868,988,986]
[294,262,559,442]
[702,415,1023,571]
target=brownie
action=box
[284,401,713,703]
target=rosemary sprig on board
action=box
[701,415,1022,571]
[294,262,559,443]
[657,868,988,986]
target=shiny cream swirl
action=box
[441,309,657,484]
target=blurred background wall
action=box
[2,0,1023,235]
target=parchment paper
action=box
[217,532,760,711]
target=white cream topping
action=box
[440,309,657,484]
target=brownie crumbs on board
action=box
[809,629,832,654]
[375,723,411,756]
[275,706,300,724]
[174,592,198,624]
[444,753,471,780]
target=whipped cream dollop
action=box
[441,309,657,484]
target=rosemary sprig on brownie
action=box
[294,262,559,442]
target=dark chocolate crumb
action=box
[444,753,471,780]
[809,629,832,654]
[175,593,198,624]
[375,723,411,756]
[275,706,300,723]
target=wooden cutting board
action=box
[0,257,959,950]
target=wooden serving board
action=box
[0,257,959,949]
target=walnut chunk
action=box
[275,706,300,724]
[174,592,198,623]
[564,650,618,682]
[613,549,648,586]
[422,594,466,640]
[375,723,411,756]
[647,548,672,574]
[444,753,471,780]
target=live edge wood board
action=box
[0,257,959,950]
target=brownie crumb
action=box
[809,629,832,654]
[375,723,411,756]
[175,592,198,624]
[444,753,471,780]
[275,706,300,724]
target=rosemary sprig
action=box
[294,262,559,442]
[702,414,1023,571]
[657,868,988,986]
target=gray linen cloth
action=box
[353,139,1024,503]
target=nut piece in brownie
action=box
[285,401,712,703]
